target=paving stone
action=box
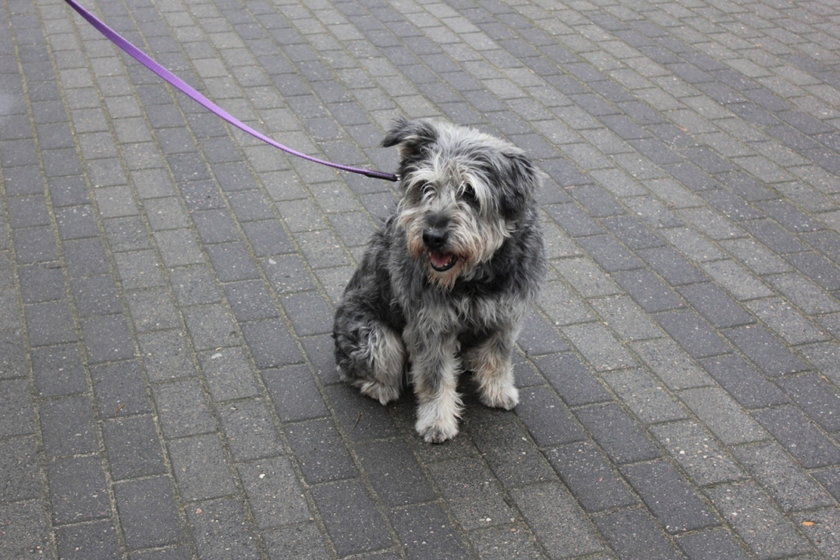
[575,233,645,272]
[469,417,557,488]
[71,275,122,317]
[48,455,110,525]
[186,497,260,560]
[217,399,286,461]
[546,441,636,513]
[241,317,303,368]
[12,226,59,264]
[637,246,707,286]
[734,441,835,512]
[168,434,236,501]
[725,324,811,377]
[793,507,840,559]
[593,507,682,560]
[139,330,197,382]
[604,368,688,424]
[312,479,393,557]
[679,387,768,445]
[152,379,217,438]
[263,522,331,560]
[427,457,514,530]
[282,291,334,336]
[745,296,828,345]
[206,241,262,282]
[613,268,684,313]
[469,524,547,560]
[532,352,611,407]
[128,546,192,560]
[355,438,436,507]
[90,359,153,418]
[0,379,35,438]
[774,373,839,434]
[650,420,745,487]
[125,289,181,332]
[589,294,663,342]
[169,265,223,306]
[753,405,840,469]
[223,279,280,322]
[515,385,585,447]
[198,347,260,402]
[113,250,165,290]
[698,353,788,409]
[323,383,400,441]
[18,263,65,303]
[563,322,636,371]
[285,417,357,484]
[25,301,77,347]
[182,304,240,351]
[676,528,750,560]
[655,309,730,359]
[621,460,718,533]
[575,402,661,464]
[237,456,310,528]
[544,202,604,237]
[0,331,27,380]
[102,414,166,480]
[0,500,52,560]
[768,272,840,315]
[263,364,329,422]
[55,519,119,560]
[510,482,603,559]
[631,338,712,390]
[40,395,98,457]
[700,259,774,301]
[103,216,152,252]
[678,282,754,328]
[706,482,811,559]
[0,436,41,502]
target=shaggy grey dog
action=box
[333,119,545,443]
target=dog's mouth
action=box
[428,251,458,272]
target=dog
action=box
[333,118,545,443]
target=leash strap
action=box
[64,0,398,182]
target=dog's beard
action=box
[399,206,508,291]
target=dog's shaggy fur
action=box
[333,119,545,442]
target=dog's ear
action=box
[498,150,539,221]
[382,118,438,156]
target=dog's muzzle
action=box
[423,228,458,272]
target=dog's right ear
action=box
[382,118,438,157]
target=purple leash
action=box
[64,0,398,182]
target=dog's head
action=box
[383,118,539,289]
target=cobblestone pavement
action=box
[2,0,839,558]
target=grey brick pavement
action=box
[1,0,839,558]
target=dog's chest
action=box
[412,289,517,336]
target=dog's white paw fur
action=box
[478,380,519,410]
[415,395,462,443]
[359,380,401,405]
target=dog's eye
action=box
[460,182,478,206]
[421,183,436,199]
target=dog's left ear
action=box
[498,151,539,221]
[382,118,438,159]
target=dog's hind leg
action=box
[465,327,520,410]
[334,317,405,405]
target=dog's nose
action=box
[422,228,448,250]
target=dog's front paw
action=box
[478,380,519,410]
[415,399,460,443]
[416,417,459,443]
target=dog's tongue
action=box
[429,251,457,271]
